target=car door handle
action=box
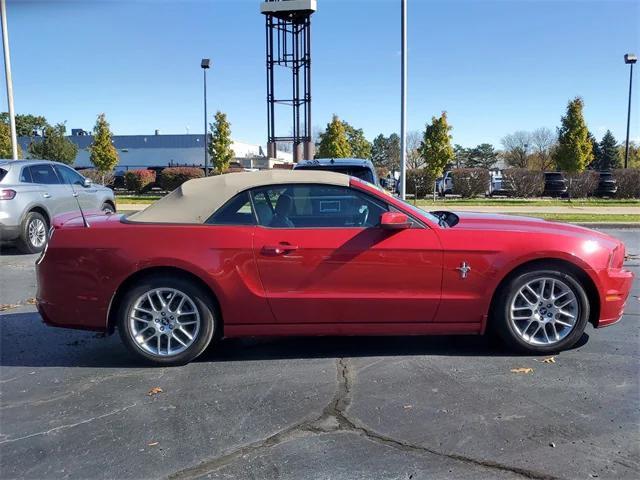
[262,243,298,255]
[72,193,79,197]
[42,193,51,198]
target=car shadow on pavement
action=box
[0,310,589,368]
[200,332,590,363]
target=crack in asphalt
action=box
[168,359,558,480]
[0,403,138,445]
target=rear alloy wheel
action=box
[17,211,48,254]
[495,269,590,353]
[118,275,217,365]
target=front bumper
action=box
[597,268,634,327]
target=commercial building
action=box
[17,130,293,171]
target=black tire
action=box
[492,267,590,354]
[101,202,115,214]
[16,211,48,254]
[117,274,217,366]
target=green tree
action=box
[317,115,351,158]
[587,131,601,170]
[553,97,593,172]
[209,111,234,173]
[618,141,640,168]
[343,122,371,159]
[371,134,388,169]
[598,130,621,170]
[28,123,78,165]
[420,112,454,179]
[453,144,470,168]
[466,143,497,169]
[89,113,119,176]
[0,112,49,137]
[0,122,23,158]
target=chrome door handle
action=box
[43,193,51,198]
[262,244,298,255]
[72,193,78,197]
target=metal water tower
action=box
[261,0,316,162]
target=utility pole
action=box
[1,0,17,160]
[201,58,211,176]
[400,0,407,199]
[624,53,637,168]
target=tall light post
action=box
[623,53,637,169]
[1,0,17,160]
[399,0,407,200]
[201,58,211,176]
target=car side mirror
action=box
[83,178,92,187]
[380,212,411,230]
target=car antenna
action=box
[62,170,90,228]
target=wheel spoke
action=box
[559,309,575,319]
[134,306,155,316]
[555,319,573,327]
[173,334,188,347]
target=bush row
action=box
[115,167,204,193]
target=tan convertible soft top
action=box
[127,169,351,224]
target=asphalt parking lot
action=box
[1,228,638,480]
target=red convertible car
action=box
[36,170,633,365]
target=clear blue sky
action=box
[3,0,639,148]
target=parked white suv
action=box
[0,160,116,253]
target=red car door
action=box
[250,184,442,325]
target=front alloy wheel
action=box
[495,268,590,353]
[509,277,579,346]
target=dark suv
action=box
[594,171,618,197]
[543,172,568,197]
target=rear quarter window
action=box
[0,168,7,183]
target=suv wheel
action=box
[101,202,115,214]
[16,211,48,254]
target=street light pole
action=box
[1,0,17,160]
[624,53,637,169]
[201,58,211,176]
[400,0,407,200]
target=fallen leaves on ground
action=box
[510,367,534,374]
[0,304,18,312]
[147,387,163,396]
[541,356,556,364]
[24,297,37,305]
[147,442,159,447]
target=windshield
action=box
[295,165,375,184]
[395,197,443,226]
[362,180,443,226]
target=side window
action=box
[55,165,85,186]
[19,167,33,183]
[250,184,388,229]
[206,191,255,225]
[27,165,61,185]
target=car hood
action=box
[451,211,618,244]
